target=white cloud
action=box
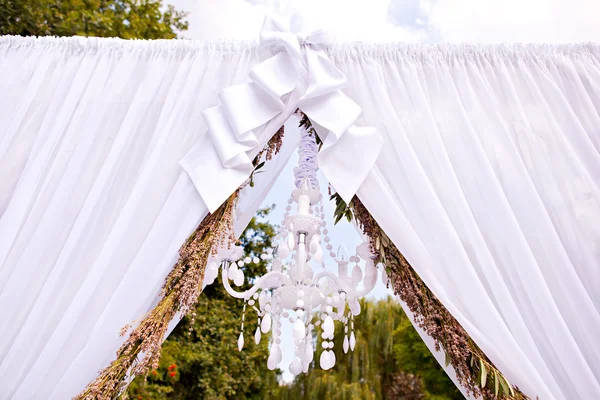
[285,0,429,41]
[428,0,600,43]
[169,0,429,41]
[170,0,600,43]
[170,0,267,40]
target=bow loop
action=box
[180,15,383,211]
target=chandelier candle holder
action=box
[202,127,382,375]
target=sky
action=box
[257,132,392,382]
[169,0,600,43]
[166,0,600,383]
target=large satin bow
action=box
[180,16,383,212]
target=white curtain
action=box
[0,36,299,399]
[2,35,600,400]
[336,43,600,400]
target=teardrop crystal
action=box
[343,335,349,353]
[350,331,356,351]
[323,315,334,337]
[261,313,272,333]
[278,241,290,258]
[267,345,281,370]
[350,299,361,316]
[228,264,238,281]
[289,357,303,375]
[234,269,244,286]
[254,327,261,345]
[314,247,323,263]
[237,332,244,351]
[309,234,319,254]
[287,232,296,251]
[304,342,314,363]
[293,318,306,340]
[320,349,330,370]
[329,350,336,367]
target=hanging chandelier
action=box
[202,125,383,375]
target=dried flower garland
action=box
[297,107,526,399]
[331,193,528,400]
[76,127,285,400]
[301,110,527,398]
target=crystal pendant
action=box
[329,350,336,368]
[350,299,361,316]
[289,357,303,375]
[343,335,349,353]
[228,264,238,281]
[234,269,244,286]
[293,318,306,340]
[323,315,334,337]
[304,342,314,363]
[350,331,356,351]
[255,327,261,345]
[261,313,272,333]
[278,241,290,258]
[351,265,362,286]
[267,345,282,370]
[238,332,244,351]
[287,231,296,251]
[320,350,331,370]
[309,234,319,254]
[314,246,324,263]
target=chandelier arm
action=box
[221,268,291,300]
[311,271,354,293]
[352,283,377,298]
[312,270,377,298]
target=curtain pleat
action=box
[0,37,266,399]
[2,37,599,400]
[332,43,600,400]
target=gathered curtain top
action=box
[2,35,599,62]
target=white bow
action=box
[180,16,383,212]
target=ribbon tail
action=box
[317,124,383,204]
[301,87,382,203]
[180,137,253,212]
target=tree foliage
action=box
[128,207,279,400]
[125,206,463,399]
[0,0,188,39]
[272,298,463,400]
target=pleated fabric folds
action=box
[336,43,600,400]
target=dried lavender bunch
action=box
[76,127,285,400]
[265,125,285,161]
[301,104,526,400]
[75,192,238,400]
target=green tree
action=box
[0,0,188,38]
[393,317,462,399]
[272,298,462,400]
[128,207,280,400]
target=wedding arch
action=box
[1,16,599,400]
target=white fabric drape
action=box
[336,43,600,400]
[0,36,293,399]
[2,35,600,400]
